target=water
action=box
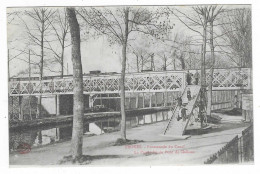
[9,110,171,152]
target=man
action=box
[178,106,187,121]
[194,70,200,85]
[186,70,192,85]
[177,95,182,107]
[187,88,191,101]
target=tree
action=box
[127,34,155,72]
[78,7,170,140]
[19,8,55,118]
[220,8,251,68]
[169,7,208,85]
[66,7,84,160]
[206,6,223,116]
[45,8,70,77]
[167,33,200,70]
[169,6,224,118]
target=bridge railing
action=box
[207,68,251,90]
[9,71,186,96]
[9,68,251,96]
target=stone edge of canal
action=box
[9,107,170,131]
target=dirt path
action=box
[10,114,249,166]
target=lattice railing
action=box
[189,68,251,90]
[9,68,251,96]
[9,71,186,96]
[207,68,251,90]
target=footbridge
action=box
[9,68,251,96]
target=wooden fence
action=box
[211,90,237,111]
[204,125,254,164]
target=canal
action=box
[9,110,171,153]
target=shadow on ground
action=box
[213,108,242,116]
[59,154,133,165]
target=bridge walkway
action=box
[163,85,201,136]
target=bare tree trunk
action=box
[61,41,65,77]
[179,54,185,70]
[67,7,84,159]
[136,54,139,72]
[120,8,129,140]
[150,53,154,71]
[36,11,45,119]
[201,22,207,87]
[173,58,176,70]
[199,18,208,121]
[189,54,192,69]
[28,50,32,120]
[164,54,167,71]
[141,55,144,71]
[207,21,215,116]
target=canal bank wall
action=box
[9,107,170,131]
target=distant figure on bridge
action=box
[194,70,200,85]
[177,106,187,121]
[186,71,192,85]
[187,88,191,101]
[233,95,239,108]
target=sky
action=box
[7,8,122,77]
[7,5,250,77]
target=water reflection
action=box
[9,111,170,152]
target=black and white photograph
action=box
[4,2,254,167]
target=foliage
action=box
[220,8,252,67]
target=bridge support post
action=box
[239,90,242,109]
[149,94,152,108]
[100,94,102,105]
[142,93,145,108]
[135,94,139,108]
[162,112,165,120]
[89,94,94,108]
[55,94,60,116]
[55,128,60,141]
[128,93,131,109]
[36,95,41,119]
[163,92,167,107]
[100,121,103,134]
[18,96,23,121]
[166,92,168,106]
[155,93,157,107]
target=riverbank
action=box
[9,107,170,131]
[9,113,250,165]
